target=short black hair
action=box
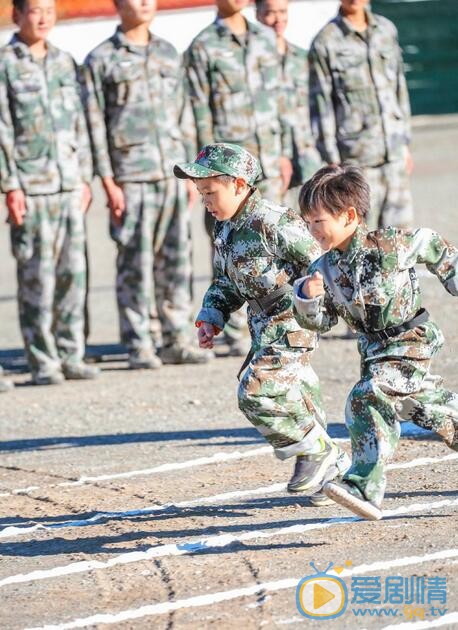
[299,164,370,220]
[13,0,27,11]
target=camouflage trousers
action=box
[10,190,86,378]
[344,328,458,506]
[112,179,193,352]
[363,159,414,230]
[238,339,327,459]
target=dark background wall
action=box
[373,0,458,115]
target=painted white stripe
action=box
[0,482,286,539]
[2,452,456,540]
[0,422,433,499]
[0,446,273,498]
[381,613,458,629]
[2,497,457,589]
[24,549,458,630]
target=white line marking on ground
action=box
[1,498,457,589]
[381,612,458,629]
[1,452,456,540]
[0,422,430,499]
[23,549,458,630]
[0,446,272,498]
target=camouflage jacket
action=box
[0,35,92,195]
[308,10,411,167]
[83,27,192,183]
[196,189,321,351]
[185,18,292,181]
[281,41,321,187]
[294,225,458,358]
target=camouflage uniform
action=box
[280,42,321,212]
[308,9,413,229]
[185,17,292,203]
[200,188,332,458]
[83,28,195,356]
[0,36,92,380]
[294,225,458,506]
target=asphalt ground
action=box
[0,116,457,629]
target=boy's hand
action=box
[280,156,293,193]
[197,322,219,349]
[301,271,325,298]
[6,189,26,227]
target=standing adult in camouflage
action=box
[186,0,293,355]
[0,0,98,385]
[308,0,413,230]
[294,165,458,520]
[83,0,209,368]
[255,0,321,211]
[175,144,349,502]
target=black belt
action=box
[247,284,292,316]
[365,308,429,343]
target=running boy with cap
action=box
[294,164,458,520]
[174,143,349,500]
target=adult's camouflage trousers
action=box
[363,159,413,230]
[10,189,86,378]
[112,179,193,352]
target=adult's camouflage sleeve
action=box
[308,41,340,165]
[82,56,114,179]
[184,43,214,151]
[0,58,20,192]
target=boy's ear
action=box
[234,177,248,193]
[346,206,357,224]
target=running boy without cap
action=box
[174,143,349,502]
[294,164,458,520]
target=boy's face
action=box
[304,206,358,252]
[195,177,246,222]
[115,0,156,28]
[216,0,249,19]
[256,0,288,38]
[14,0,56,43]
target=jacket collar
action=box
[112,25,154,53]
[229,188,262,230]
[335,9,377,36]
[214,15,260,39]
[10,33,59,61]
[331,223,368,265]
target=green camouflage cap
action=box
[174,143,262,185]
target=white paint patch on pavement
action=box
[1,497,457,588]
[1,452,456,540]
[23,549,458,630]
[381,612,458,629]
